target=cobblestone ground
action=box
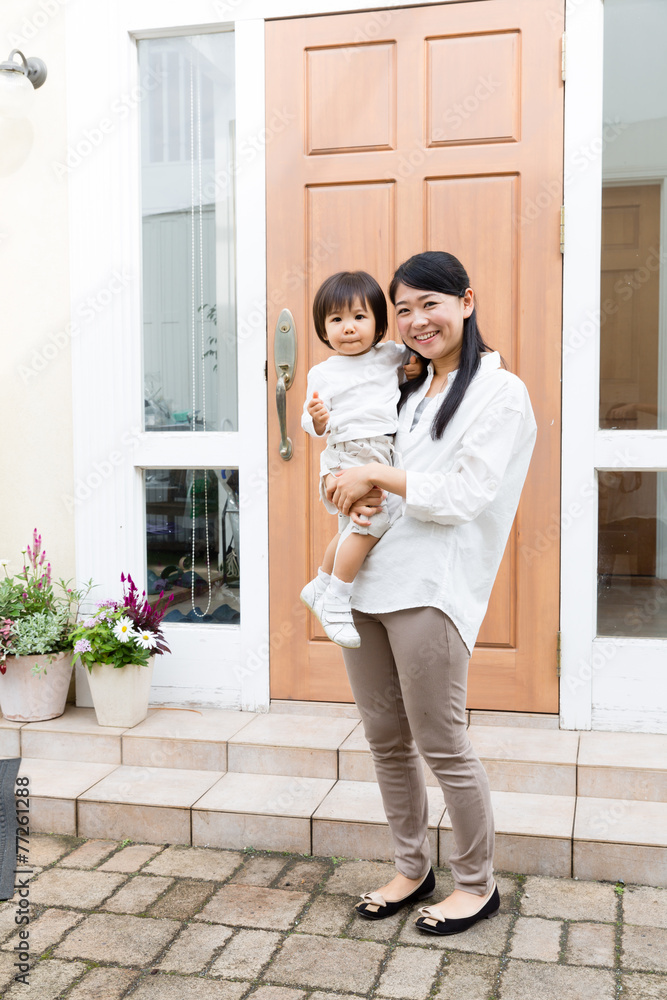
[0,835,666,999]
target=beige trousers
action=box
[342,606,495,895]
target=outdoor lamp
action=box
[0,49,47,118]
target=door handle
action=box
[274,308,297,461]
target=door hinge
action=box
[556,631,562,678]
[560,205,565,254]
[264,360,268,381]
[561,32,566,81]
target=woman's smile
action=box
[393,281,474,374]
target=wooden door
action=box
[266,0,563,710]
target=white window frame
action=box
[560,0,667,734]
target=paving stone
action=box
[400,911,512,955]
[2,958,85,1000]
[66,967,141,1000]
[521,876,616,922]
[347,906,404,942]
[623,886,667,929]
[275,860,330,891]
[0,904,20,944]
[251,989,307,1000]
[211,928,281,978]
[309,994,364,1000]
[144,845,243,881]
[53,912,180,965]
[297,894,353,936]
[3,907,83,955]
[323,860,400,897]
[29,868,127,908]
[266,934,386,992]
[130,977,248,1000]
[24,834,78,867]
[566,922,616,967]
[229,856,287,886]
[509,916,562,962]
[622,925,667,972]
[102,874,174,913]
[0,951,21,992]
[435,952,500,1000]
[196,884,309,930]
[98,843,163,872]
[500,959,616,999]
[159,922,233,973]
[621,972,667,999]
[148,878,216,919]
[376,944,442,999]
[59,839,117,868]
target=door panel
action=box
[267,0,563,710]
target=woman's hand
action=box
[327,464,380,516]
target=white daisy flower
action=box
[113,616,136,643]
[136,630,157,650]
[0,559,9,567]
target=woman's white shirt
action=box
[351,351,537,655]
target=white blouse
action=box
[351,351,537,654]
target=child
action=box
[300,270,422,648]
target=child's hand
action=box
[307,391,330,436]
[403,354,423,380]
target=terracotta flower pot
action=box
[86,656,155,728]
[0,651,74,723]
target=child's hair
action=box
[313,271,388,348]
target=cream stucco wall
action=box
[0,1,74,584]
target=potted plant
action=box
[0,530,90,723]
[71,573,173,728]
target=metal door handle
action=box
[274,308,297,461]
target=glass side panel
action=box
[599,1,667,431]
[139,33,237,432]
[145,468,239,624]
[598,470,667,637]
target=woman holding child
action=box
[302,251,537,935]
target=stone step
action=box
[9,756,667,888]
[3,706,667,802]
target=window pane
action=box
[140,34,237,432]
[145,469,240,624]
[598,470,667,636]
[599,1,667,430]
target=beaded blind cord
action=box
[189,57,212,618]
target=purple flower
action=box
[74,638,92,653]
[83,618,96,628]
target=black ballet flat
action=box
[414,883,500,936]
[355,867,435,920]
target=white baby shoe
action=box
[320,590,361,648]
[299,576,327,626]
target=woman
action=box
[326,251,537,936]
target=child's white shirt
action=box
[301,341,407,444]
